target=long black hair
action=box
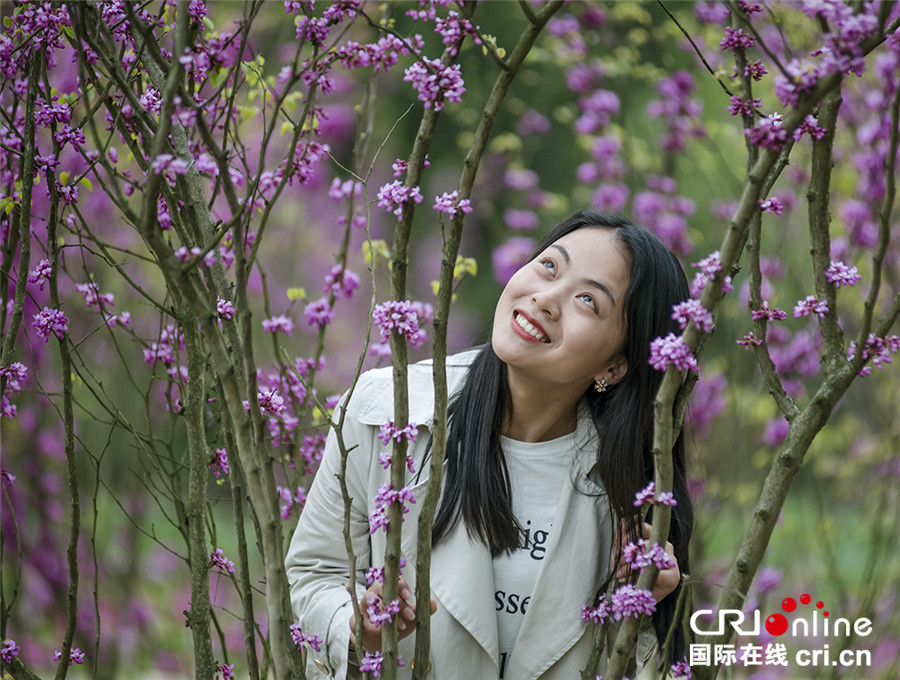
[431,209,693,663]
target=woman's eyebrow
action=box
[550,243,617,307]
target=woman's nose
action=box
[532,289,560,318]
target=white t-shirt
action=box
[493,432,574,678]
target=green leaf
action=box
[79,177,93,192]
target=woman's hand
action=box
[612,521,681,602]
[349,575,437,652]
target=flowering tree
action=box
[1,2,899,680]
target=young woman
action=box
[286,210,693,679]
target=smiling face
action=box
[492,227,632,395]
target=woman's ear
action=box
[598,357,628,387]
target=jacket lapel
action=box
[503,417,612,680]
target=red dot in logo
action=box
[766,613,789,636]
[824,611,829,617]
[800,594,811,605]
[782,597,797,612]
[816,601,824,609]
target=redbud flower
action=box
[581,598,611,625]
[737,332,763,349]
[373,300,421,346]
[433,190,473,217]
[76,282,114,311]
[210,548,235,574]
[649,333,698,372]
[52,647,85,665]
[378,420,419,446]
[825,261,861,288]
[304,297,335,328]
[215,664,234,680]
[28,258,52,291]
[289,623,322,652]
[323,265,360,299]
[751,301,787,321]
[671,659,692,679]
[360,651,383,675]
[633,481,656,507]
[262,314,295,337]
[1,639,19,663]
[720,27,755,54]
[32,307,68,342]
[369,482,416,534]
[376,180,424,220]
[759,197,785,215]
[209,448,229,478]
[403,58,466,111]
[217,297,235,320]
[367,596,401,628]
[671,299,713,332]
[793,295,829,319]
[610,584,656,620]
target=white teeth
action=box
[515,313,548,343]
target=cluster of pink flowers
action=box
[323,265,360,299]
[376,180,424,220]
[32,307,68,342]
[372,300,425,348]
[649,333,698,373]
[433,190,473,217]
[646,71,705,152]
[289,623,322,652]
[210,548,235,574]
[622,538,676,574]
[369,482,416,534]
[365,558,407,587]
[793,295,829,319]
[403,57,466,112]
[670,659,692,679]
[610,584,657,621]
[262,314,295,337]
[746,114,788,151]
[758,197,785,215]
[328,177,362,202]
[671,299,713,333]
[719,26,755,55]
[216,297,235,321]
[848,334,900,376]
[360,651,384,675]
[27,258,52,291]
[175,246,217,268]
[75,282,114,311]
[214,664,234,680]
[304,297,335,328]
[825,261,861,288]
[581,598,611,625]
[378,420,419,446]
[689,250,733,298]
[366,595,401,628]
[209,448,229,478]
[751,301,788,322]
[52,647,85,665]
[0,362,27,419]
[633,481,677,508]
[727,95,761,118]
[278,485,308,520]
[378,451,417,475]
[1,639,19,663]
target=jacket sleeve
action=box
[285,379,375,679]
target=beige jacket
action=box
[285,350,657,679]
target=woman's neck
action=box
[502,368,584,443]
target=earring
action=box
[594,378,609,393]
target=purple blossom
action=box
[32,307,68,342]
[671,659,692,679]
[366,595,401,628]
[28,258,52,291]
[434,10,480,56]
[296,16,329,46]
[262,314,295,337]
[289,623,322,652]
[1,639,19,663]
[304,297,335,328]
[737,331,763,349]
[728,95,760,117]
[746,114,788,150]
[751,301,787,322]
[774,58,819,108]
[215,664,234,680]
[369,482,416,534]
[210,548,235,574]
[209,448,229,478]
[503,209,539,231]
[257,388,286,416]
[53,648,85,665]
[592,184,629,213]
[793,295,829,319]
[323,265,360,299]
[825,261,861,288]
[378,451,417,475]
[373,300,422,346]
[56,182,79,205]
[623,539,676,573]
[763,416,790,447]
[492,238,535,285]
[217,297,235,321]
[581,598,611,625]
[649,333,698,372]
[657,492,677,507]
[794,114,827,141]
[610,584,656,621]
[360,651,383,676]
[516,109,551,136]
[376,180,424,219]
[76,282,115,311]
[378,420,419,446]
[278,485,308,520]
[403,58,466,111]
[759,197,785,215]
[848,333,899,375]
[671,299,713,332]
[633,481,656,507]
[743,59,768,81]
[328,177,362,201]
[433,190,473,217]
[720,27,755,54]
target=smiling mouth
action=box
[514,312,550,343]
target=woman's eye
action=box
[541,259,555,274]
[579,294,596,311]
